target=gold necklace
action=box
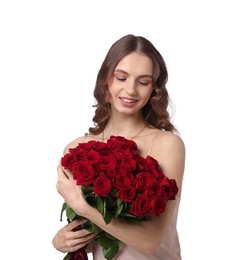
[102,124,146,142]
[130,124,147,140]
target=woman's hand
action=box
[56,164,88,216]
[52,219,97,253]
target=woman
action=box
[53,34,185,259]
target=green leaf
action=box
[103,211,113,225]
[117,198,122,207]
[60,203,67,221]
[115,199,124,218]
[96,196,104,214]
[66,207,77,221]
[63,253,71,260]
[103,199,106,216]
[85,194,96,207]
[103,241,119,260]
[119,212,137,218]
[104,233,117,240]
[82,185,93,195]
[98,235,113,249]
[85,223,102,233]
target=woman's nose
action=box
[125,80,137,95]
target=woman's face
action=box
[108,52,154,116]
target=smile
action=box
[119,97,138,103]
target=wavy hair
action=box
[89,34,177,134]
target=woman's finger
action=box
[57,163,74,181]
[65,233,97,252]
[66,219,86,230]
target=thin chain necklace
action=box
[102,124,146,142]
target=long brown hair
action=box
[89,34,177,134]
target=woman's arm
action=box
[56,132,185,254]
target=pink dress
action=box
[90,197,181,260]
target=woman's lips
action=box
[119,97,138,106]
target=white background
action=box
[0,1,249,259]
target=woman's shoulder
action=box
[135,128,184,158]
[157,131,185,148]
[63,133,102,155]
[149,131,185,186]
[148,130,185,160]
[143,128,184,148]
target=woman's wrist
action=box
[76,200,92,217]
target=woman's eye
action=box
[139,81,149,86]
[116,77,126,81]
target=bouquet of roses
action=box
[59,135,178,260]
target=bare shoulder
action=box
[63,135,89,155]
[157,131,185,154]
[63,132,103,155]
[151,131,185,187]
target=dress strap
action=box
[147,131,165,156]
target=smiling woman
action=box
[52,34,185,260]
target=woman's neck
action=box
[104,113,146,140]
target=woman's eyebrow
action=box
[114,69,152,78]
[114,69,128,74]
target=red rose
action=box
[83,150,100,165]
[113,175,131,189]
[145,182,163,198]
[160,178,179,200]
[145,155,164,179]
[101,169,116,180]
[133,154,147,171]
[114,148,132,161]
[107,136,137,152]
[117,186,136,202]
[98,155,117,171]
[135,172,156,190]
[69,145,88,160]
[151,197,166,216]
[130,194,152,217]
[116,168,128,175]
[121,158,137,171]
[61,153,75,170]
[168,179,179,200]
[65,247,88,260]
[72,161,95,186]
[81,140,105,150]
[126,172,136,185]
[93,175,112,196]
